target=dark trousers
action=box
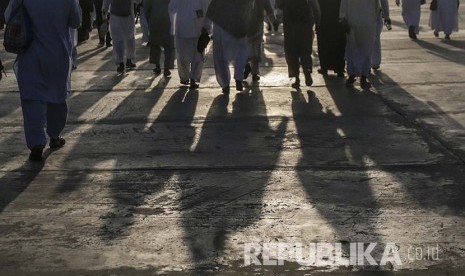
[21,100,68,149]
[149,39,175,69]
[93,0,112,44]
[283,23,314,78]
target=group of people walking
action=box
[0,0,462,162]
[396,0,460,40]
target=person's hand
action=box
[395,0,400,6]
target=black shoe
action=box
[360,76,371,89]
[291,77,300,89]
[126,59,136,70]
[189,79,199,89]
[408,26,417,39]
[222,86,230,95]
[336,71,345,78]
[97,41,104,47]
[345,76,356,87]
[434,31,439,37]
[163,69,171,77]
[445,34,451,40]
[117,63,125,73]
[29,145,44,162]
[0,60,4,80]
[153,66,161,75]
[317,68,328,75]
[235,79,243,91]
[50,138,66,149]
[244,63,252,79]
[106,42,112,47]
[180,80,189,86]
[304,72,313,86]
[252,74,260,81]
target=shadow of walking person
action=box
[291,88,386,268]
[180,85,288,272]
[100,87,199,240]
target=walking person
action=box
[168,0,211,88]
[78,0,94,43]
[340,0,379,89]
[144,0,175,76]
[206,0,255,94]
[103,0,138,73]
[94,0,112,47]
[243,0,277,82]
[277,0,321,89]
[5,0,81,161]
[372,0,391,70]
[429,0,460,39]
[317,0,346,77]
[396,0,423,39]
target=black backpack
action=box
[3,0,34,54]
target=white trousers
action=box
[176,37,204,82]
[212,24,248,88]
[110,15,136,64]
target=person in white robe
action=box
[5,0,81,161]
[103,0,139,73]
[429,0,460,39]
[206,0,255,94]
[396,0,422,39]
[169,0,211,89]
[372,0,391,70]
[340,0,379,89]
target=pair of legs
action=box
[283,23,314,88]
[110,15,136,73]
[401,0,421,39]
[150,38,175,76]
[21,100,67,161]
[345,25,376,89]
[372,16,384,70]
[212,24,248,94]
[94,0,112,47]
[176,37,204,88]
[244,34,263,81]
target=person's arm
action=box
[69,0,82,29]
[380,0,390,20]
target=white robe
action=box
[429,0,459,35]
[400,0,422,33]
[169,0,211,82]
[340,0,379,76]
[103,0,140,64]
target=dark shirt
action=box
[207,0,255,38]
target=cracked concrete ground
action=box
[1,2,465,275]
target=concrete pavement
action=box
[1,2,465,275]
